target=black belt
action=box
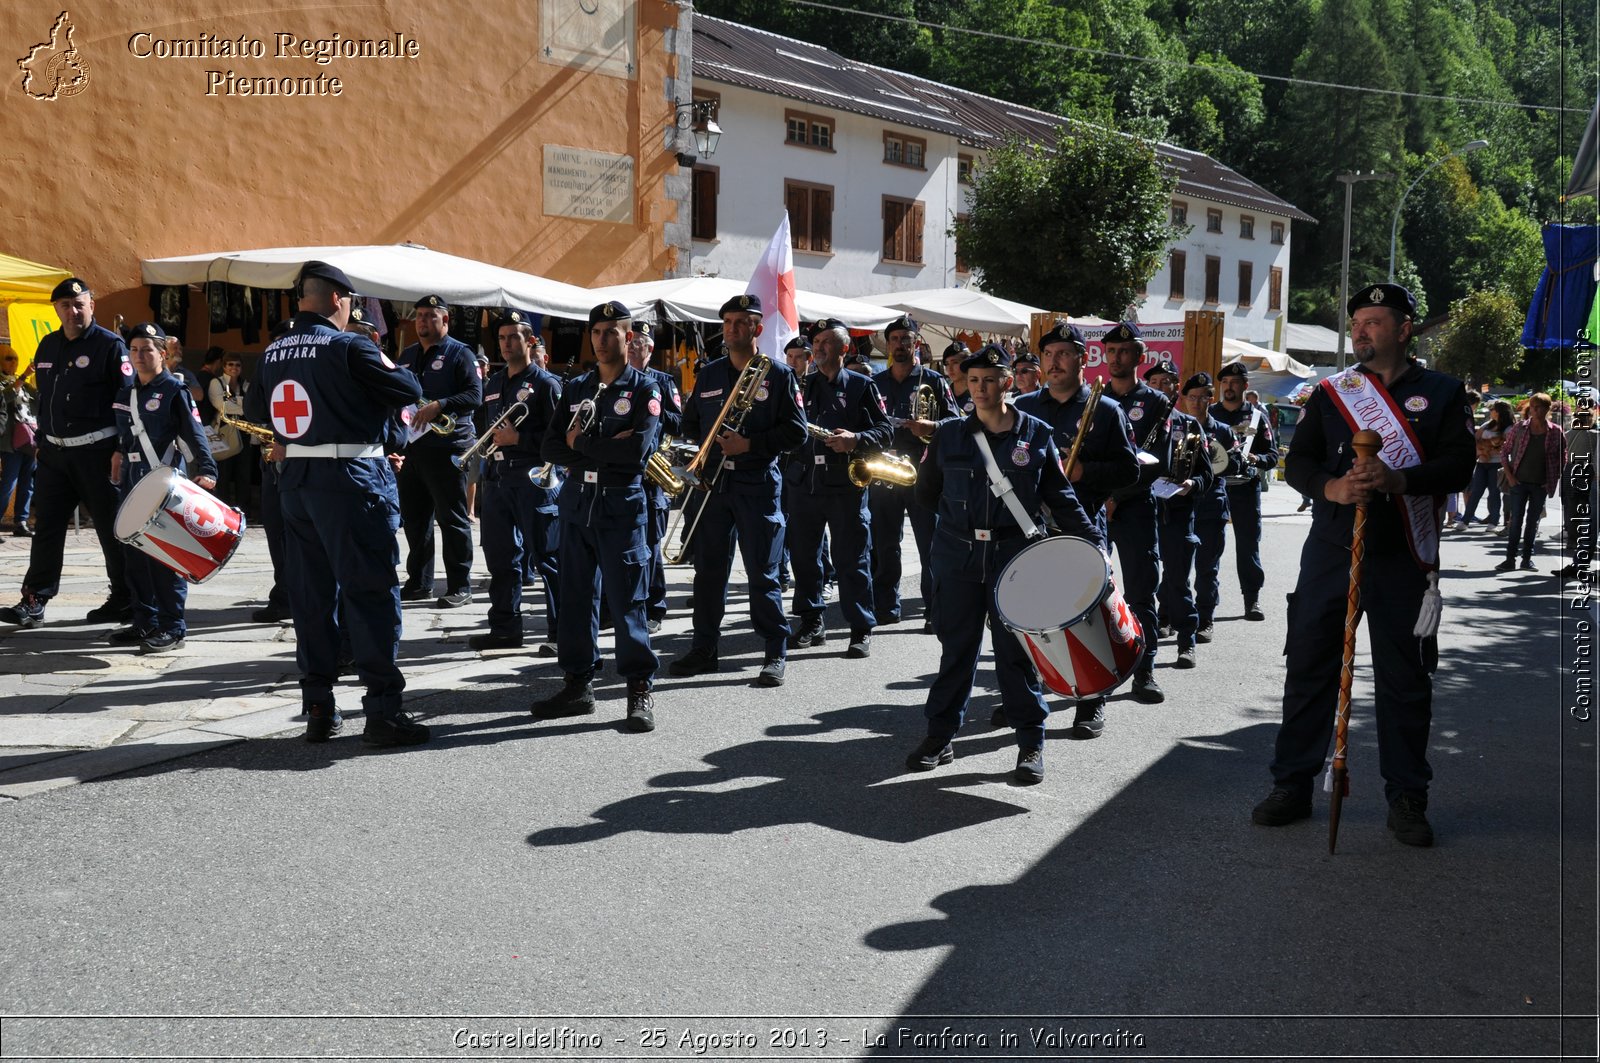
[572,470,643,489]
[949,526,1025,543]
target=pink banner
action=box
[1075,321,1185,384]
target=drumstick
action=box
[1328,428,1382,855]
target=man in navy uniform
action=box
[1013,321,1138,736]
[669,294,807,687]
[1181,372,1236,646]
[1153,375,1218,670]
[870,315,954,632]
[468,309,563,652]
[243,261,429,746]
[628,327,682,633]
[1009,349,1041,397]
[535,301,661,731]
[1210,362,1280,621]
[906,344,1099,784]
[1,278,134,629]
[1253,283,1474,847]
[1101,321,1173,703]
[942,342,975,415]
[396,294,481,608]
[787,319,893,658]
[110,323,218,653]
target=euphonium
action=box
[1173,421,1206,480]
[217,414,277,445]
[912,381,941,422]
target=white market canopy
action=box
[140,244,600,320]
[855,286,1045,335]
[1283,321,1342,356]
[593,276,900,331]
[1222,336,1315,378]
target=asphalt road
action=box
[0,487,1594,1062]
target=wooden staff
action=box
[1329,428,1383,854]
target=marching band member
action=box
[0,277,133,629]
[396,294,481,608]
[1210,362,1280,621]
[905,344,1099,785]
[1012,321,1137,736]
[668,295,806,687]
[109,323,218,653]
[870,315,955,632]
[244,261,428,746]
[942,342,975,415]
[535,301,661,731]
[785,318,893,658]
[1009,350,1041,397]
[468,309,563,652]
[1101,322,1173,703]
[1153,378,1217,669]
[1254,283,1474,846]
[628,328,682,632]
[1181,373,1237,647]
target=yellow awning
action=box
[0,252,70,371]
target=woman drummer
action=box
[904,344,1100,785]
[109,323,217,653]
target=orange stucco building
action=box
[1,0,693,349]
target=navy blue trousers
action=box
[690,487,790,660]
[22,443,125,604]
[1195,517,1227,627]
[124,544,187,637]
[1274,536,1432,802]
[869,484,935,622]
[556,505,656,684]
[1108,498,1161,672]
[481,471,559,637]
[1226,482,1265,603]
[398,447,474,595]
[280,485,405,718]
[789,489,875,634]
[1157,502,1199,651]
[646,500,669,620]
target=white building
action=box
[687,16,1314,346]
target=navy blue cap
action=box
[807,317,846,339]
[1217,362,1248,380]
[1182,372,1213,393]
[941,342,969,362]
[884,314,917,337]
[347,305,379,333]
[1038,321,1087,350]
[784,335,811,354]
[127,321,166,342]
[961,343,1010,372]
[296,260,357,295]
[1143,360,1178,382]
[719,293,763,317]
[50,277,90,301]
[1347,282,1417,320]
[1013,350,1041,368]
[588,300,632,326]
[498,308,535,329]
[1103,321,1142,344]
[414,294,449,312]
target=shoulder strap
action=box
[971,427,1042,539]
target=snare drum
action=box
[992,534,1144,700]
[113,467,245,584]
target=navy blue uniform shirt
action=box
[1210,400,1281,484]
[1107,381,1173,502]
[115,371,218,487]
[32,321,131,442]
[398,334,481,452]
[482,364,561,472]
[680,356,806,491]
[1195,413,1236,521]
[874,364,956,459]
[1157,408,1218,509]
[1015,383,1138,515]
[788,367,894,494]
[541,364,661,509]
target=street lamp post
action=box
[1336,170,1394,369]
[1388,139,1489,282]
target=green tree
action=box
[1431,287,1525,385]
[954,129,1184,316]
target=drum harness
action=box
[971,430,1043,540]
[126,390,187,480]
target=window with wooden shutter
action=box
[810,187,832,253]
[882,196,924,264]
[1169,251,1186,299]
[1204,256,1221,304]
[787,180,833,253]
[1237,261,1253,307]
[691,166,718,241]
[1269,267,1283,311]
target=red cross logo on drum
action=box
[271,381,313,439]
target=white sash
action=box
[1319,367,1439,572]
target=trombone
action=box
[1061,379,1103,480]
[663,354,770,564]
[452,401,527,469]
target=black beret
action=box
[842,348,868,366]
[414,294,449,311]
[784,335,811,354]
[588,300,631,326]
[719,293,763,317]
[941,342,969,362]
[1217,362,1249,380]
[296,260,356,295]
[1143,360,1178,381]
[1182,372,1214,393]
[1103,321,1143,344]
[347,305,379,332]
[1347,282,1417,320]
[498,308,534,330]
[1013,351,1041,368]
[127,321,166,342]
[1038,321,1086,350]
[961,343,1011,372]
[883,315,917,337]
[50,277,90,301]
[807,317,846,339]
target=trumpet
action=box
[426,411,457,436]
[805,423,918,489]
[529,462,562,490]
[218,414,277,445]
[452,401,527,469]
[664,354,770,564]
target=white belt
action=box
[284,443,384,459]
[45,427,116,447]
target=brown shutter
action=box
[787,183,810,250]
[910,202,925,263]
[812,188,832,253]
[882,199,898,260]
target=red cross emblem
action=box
[271,380,313,439]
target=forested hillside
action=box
[698,0,1596,331]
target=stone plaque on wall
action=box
[540,0,636,79]
[543,146,635,224]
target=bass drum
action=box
[113,467,245,584]
[992,534,1144,700]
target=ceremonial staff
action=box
[1328,428,1382,854]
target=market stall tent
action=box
[593,276,899,330]
[1,252,71,371]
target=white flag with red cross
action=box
[747,212,798,360]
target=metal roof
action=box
[694,16,1316,224]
